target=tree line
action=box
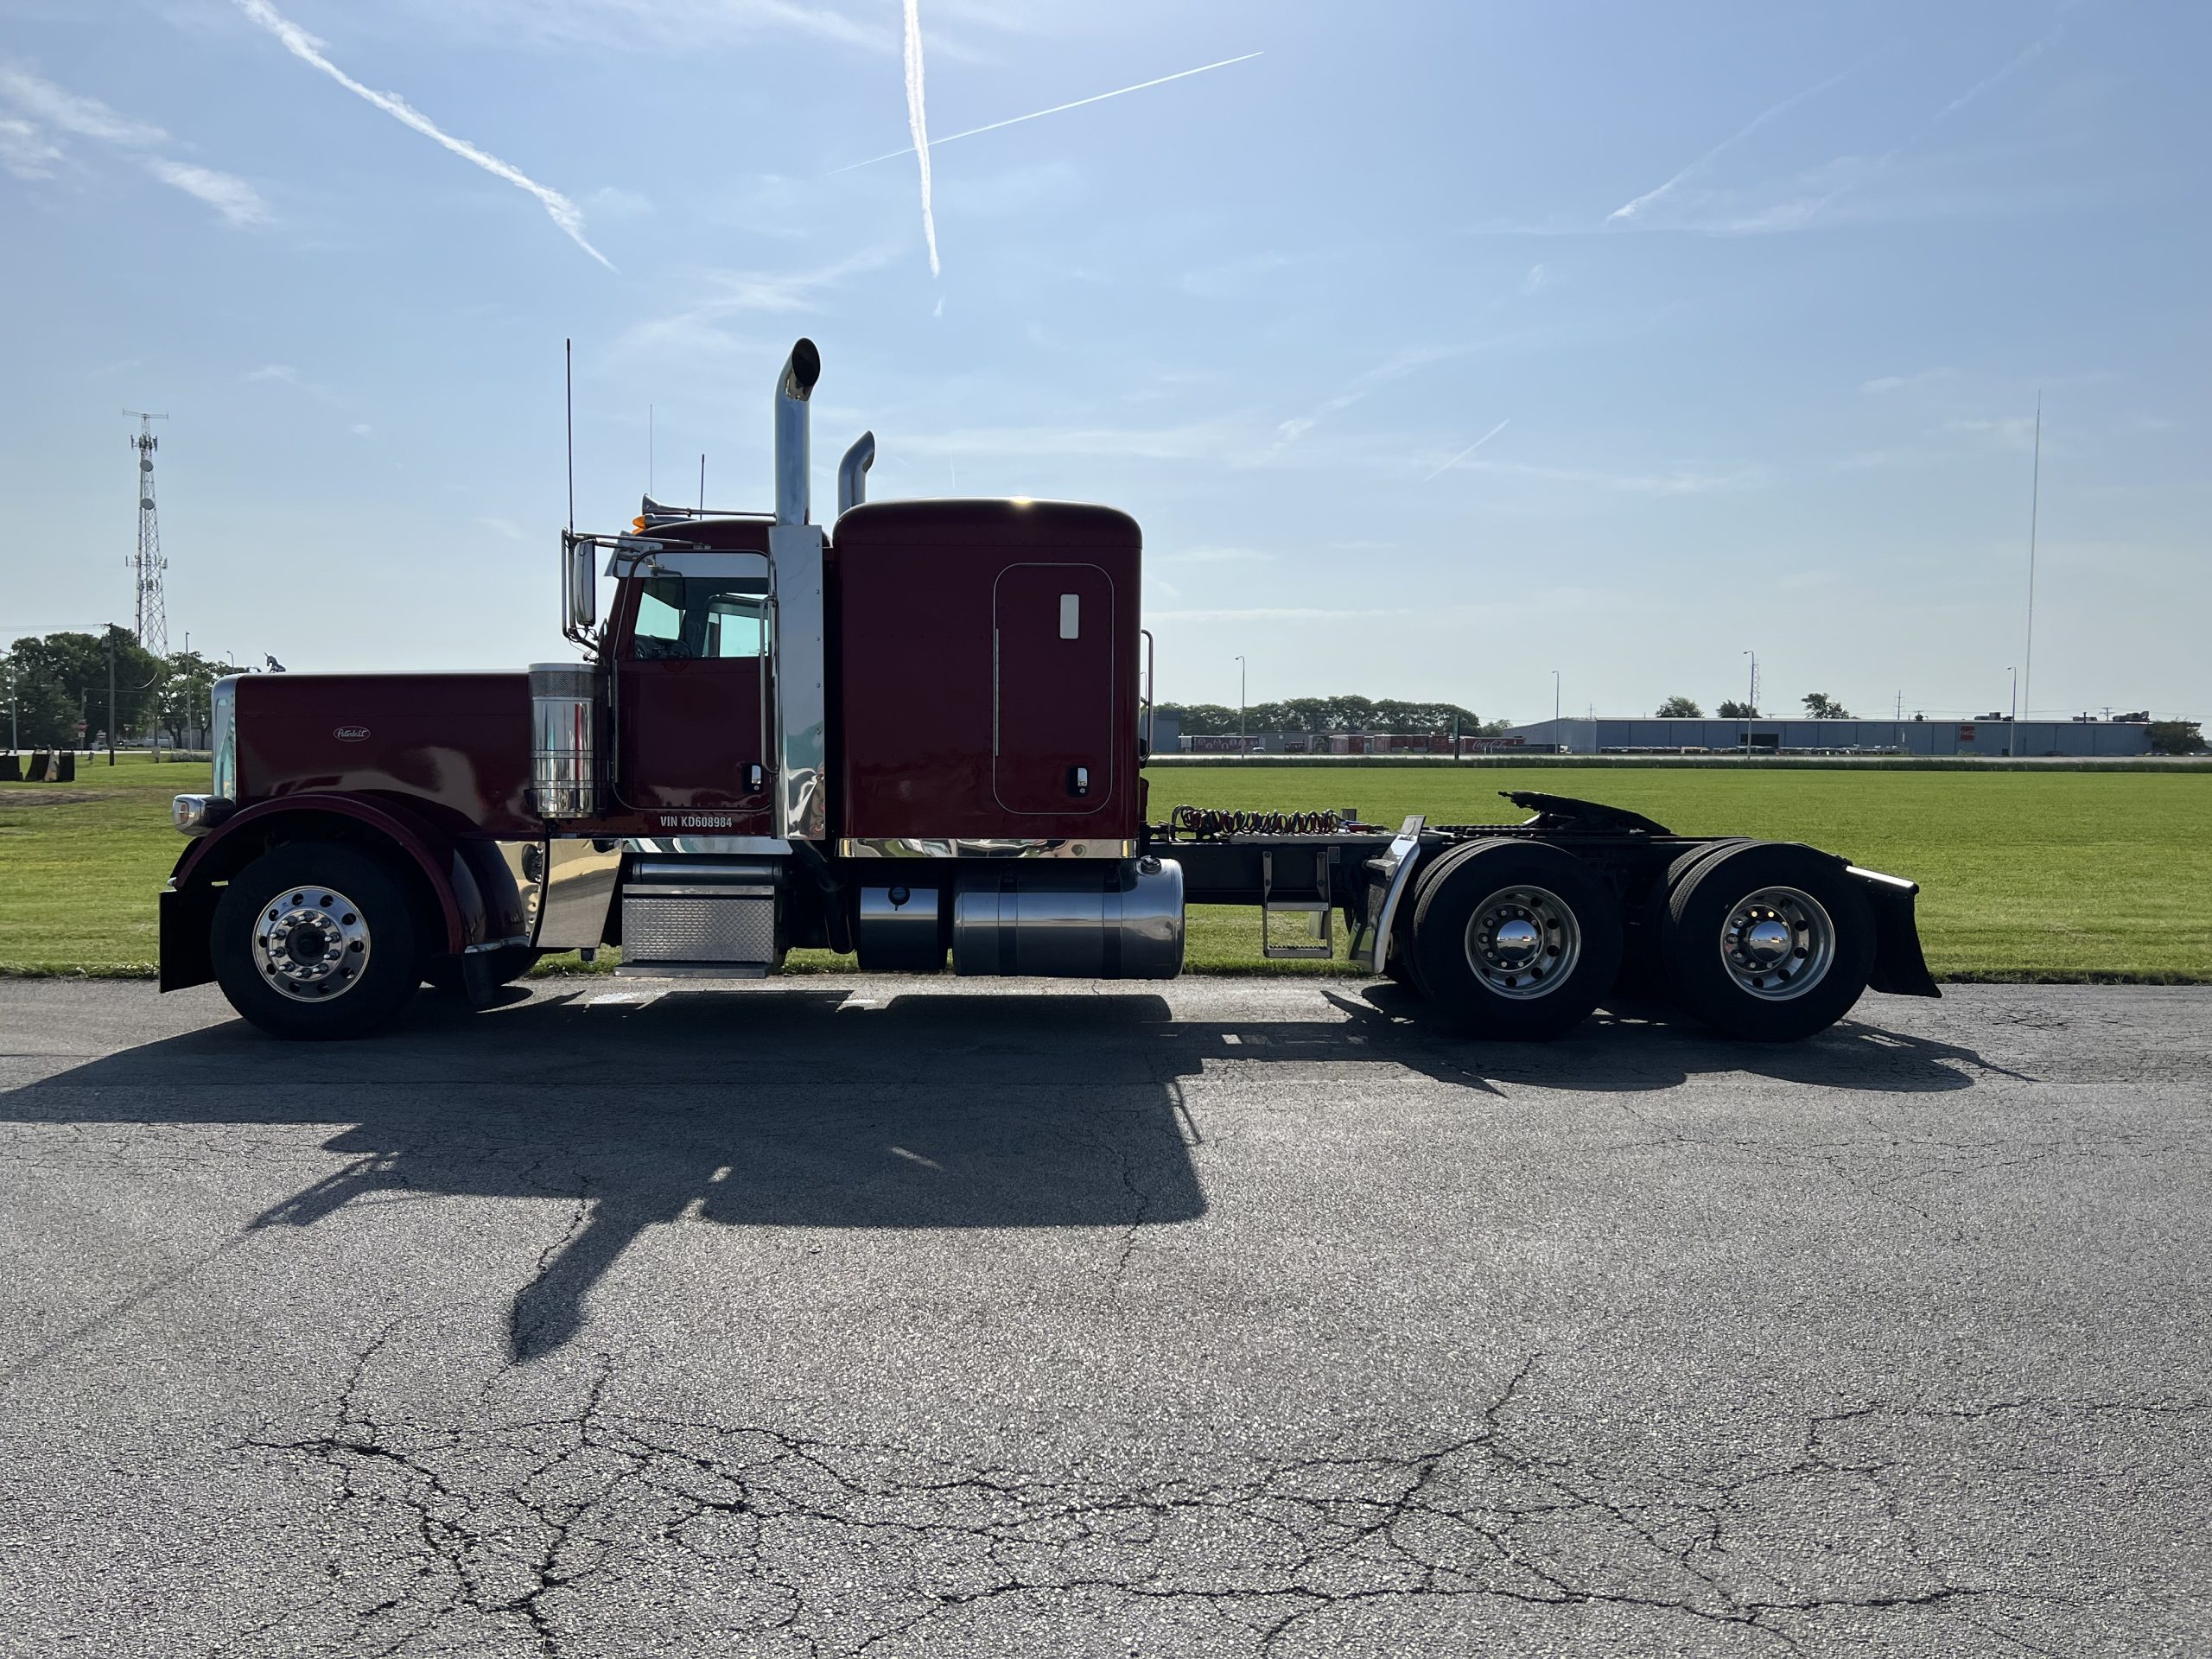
[1159,696,1507,737]
[2,629,248,750]
[1652,693,1857,720]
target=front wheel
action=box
[1662,841,1872,1041]
[211,842,424,1039]
[1408,840,1624,1039]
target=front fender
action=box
[164,795,483,990]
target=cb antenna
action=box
[563,339,575,535]
[698,453,706,512]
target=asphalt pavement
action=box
[0,976,2205,1658]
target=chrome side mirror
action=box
[562,532,597,632]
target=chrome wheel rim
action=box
[257,886,372,1001]
[1464,885,1581,1000]
[1719,885,1834,1001]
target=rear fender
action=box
[1847,866,1942,998]
[164,796,486,990]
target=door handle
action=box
[747,763,765,793]
[1068,765,1090,798]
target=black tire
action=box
[1620,839,1754,996]
[1387,842,1488,995]
[212,842,424,1039]
[1662,841,1872,1041]
[1408,840,1624,1039]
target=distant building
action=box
[1502,716,2153,758]
[1174,731,1470,755]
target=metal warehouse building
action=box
[1503,717,2153,758]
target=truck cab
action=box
[162,338,1176,1038]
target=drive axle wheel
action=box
[1408,840,1623,1039]
[1662,841,1872,1041]
[212,842,423,1039]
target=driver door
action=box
[614,574,774,828]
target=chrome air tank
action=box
[528,663,599,821]
[950,856,1183,979]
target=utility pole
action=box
[125,411,169,657]
[1235,655,1247,759]
[106,628,117,766]
[1551,669,1560,725]
[1742,650,1758,759]
[2019,391,2041,757]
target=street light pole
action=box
[2007,666,2018,758]
[106,627,117,767]
[1235,656,1247,759]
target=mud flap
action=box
[158,882,217,992]
[1849,866,1942,998]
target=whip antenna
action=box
[564,338,575,534]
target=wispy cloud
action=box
[1611,30,2061,237]
[245,363,299,384]
[414,0,887,54]
[1522,262,1551,295]
[1422,417,1510,482]
[614,249,895,358]
[232,0,612,269]
[1608,69,1850,224]
[901,418,1245,464]
[1862,367,1956,395]
[1460,456,1767,496]
[1147,607,1416,622]
[1153,546,1274,566]
[145,158,270,225]
[901,0,939,276]
[0,113,63,180]
[835,51,1263,174]
[0,64,167,146]
[0,63,267,220]
[1278,345,1467,444]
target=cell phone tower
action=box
[126,410,168,656]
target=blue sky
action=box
[2,0,2204,723]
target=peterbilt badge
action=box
[334,726,371,742]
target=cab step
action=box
[616,858,783,978]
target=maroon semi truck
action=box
[162,338,1938,1041]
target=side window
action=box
[704,594,765,659]
[629,577,767,660]
[632,580,686,658]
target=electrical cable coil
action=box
[1166,804,1364,837]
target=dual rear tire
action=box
[1397,837,1872,1043]
[1661,840,1873,1041]
[1404,840,1624,1040]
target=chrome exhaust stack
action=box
[836,430,875,516]
[773,337,822,525]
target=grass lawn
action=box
[2,757,2206,982]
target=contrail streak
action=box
[1608,68,1848,223]
[902,0,938,276]
[1423,418,1510,482]
[232,0,613,269]
[833,51,1264,174]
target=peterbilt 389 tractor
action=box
[161,338,1939,1042]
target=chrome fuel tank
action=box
[950,856,1182,979]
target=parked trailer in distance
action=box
[161,339,1939,1041]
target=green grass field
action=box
[2,756,2206,980]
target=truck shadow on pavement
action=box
[3,983,2012,1362]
